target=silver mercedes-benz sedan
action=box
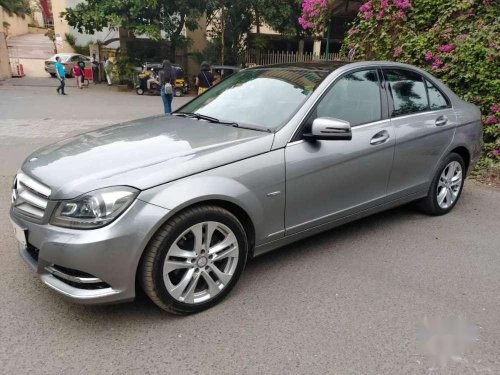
[10,61,482,314]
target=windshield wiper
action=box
[231,123,272,133]
[173,112,271,133]
[173,112,234,125]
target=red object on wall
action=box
[40,0,52,18]
[11,63,25,77]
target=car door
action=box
[285,68,395,235]
[382,68,457,199]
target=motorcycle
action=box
[135,63,189,96]
[135,69,161,95]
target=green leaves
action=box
[62,0,206,40]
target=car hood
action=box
[22,115,274,199]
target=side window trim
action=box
[291,67,385,142]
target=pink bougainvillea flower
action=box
[393,10,406,20]
[348,28,359,36]
[380,0,389,9]
[393,0,411,10]
[492,149,500,157]
[491,104,499,113]
[431,58,443,70]
[299,0,329,30]
[484,116,499,125]
[458,34,469,41]
[377,10,385,19]
[424,51,434,61]
[438,44,454,53]
[483,0,490,6]
[394,46,403,57]
[363,10,374,19]
[359,1,372,12]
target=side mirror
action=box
[303,117,352,141]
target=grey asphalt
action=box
[0,79,499,374]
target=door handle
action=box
[435,115,448,126]
[370,131,390,145]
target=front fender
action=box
[138,149,286,246]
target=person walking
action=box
[55,56,67,95]
[73,62,83,89]
[195,61,214,95]
[159,60,176,114]
[78,59,86,87]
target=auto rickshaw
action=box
[135,62,188,96]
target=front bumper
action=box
[10,199,169,305]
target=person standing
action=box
[104,56,112,85]
[55,56,66,95]
[159,60,176,114]
[91,53,99,83]
[195,61,214,95]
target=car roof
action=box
[245,60,434,73]
[211,65,240,70]
[247,61,351,72]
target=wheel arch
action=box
[449,146,470,173]
[137,196,257,278]
[168,199,256,258]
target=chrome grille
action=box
[12,173,51,220]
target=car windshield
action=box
[177,68,328,131]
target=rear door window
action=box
[383,68,429,117]
[426,79,449,110]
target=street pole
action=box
[220,0,225,65]
[325,22,331,59]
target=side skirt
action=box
[253,189,427,257]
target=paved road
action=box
[0,81,499,374]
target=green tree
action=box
[62,0,206,59]
[206,0,255,65]
[0,0,31,18]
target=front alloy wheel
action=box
[140,206,248,314]
[163,221,239,304]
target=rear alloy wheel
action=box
[417,153,465,215]
[140,206,248,314]
[436,161,463,210]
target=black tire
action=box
[417,152,466,216]
[136,87,144,95]
[139,205,248,314]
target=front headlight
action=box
[50,186,138,229]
